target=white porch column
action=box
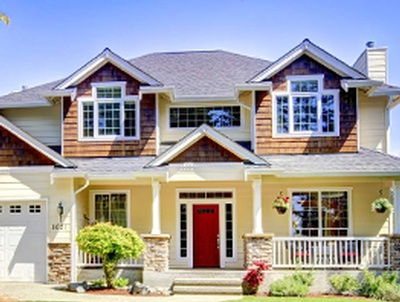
[395,181,400,234]
[252,179,263,234]
[151,180,161,235]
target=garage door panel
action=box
[0,202,47,282]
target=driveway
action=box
[0,283,242,302]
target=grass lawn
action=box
[223,296,379,302]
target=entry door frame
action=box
[176,189,237,268]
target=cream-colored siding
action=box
[158,94,252,143]
[1,102,62,147]
[359,90,388,152]
[262,177,391,237]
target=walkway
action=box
[0,283,242,302]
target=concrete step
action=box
[173,277,243,295]
[173,285,243,295]
[174,277,242,286]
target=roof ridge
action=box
[130,49,271,63]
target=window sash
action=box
[82,100,137,139]
[291,191,349,237]
[94,193,127,227]
[170,106,241,128]
[274,78,338,136]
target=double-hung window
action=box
[91,191,129,227]
[274,75,339,137]
[291,189,351,237]
[80,82,139,140]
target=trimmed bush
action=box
[269,271,314,297]
[329,273,359,295]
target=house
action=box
[1,39,400,287]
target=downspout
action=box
[71,175,90,282]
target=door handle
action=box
[217,234,220,249]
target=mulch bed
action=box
[86,288,131,296]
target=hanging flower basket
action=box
[275,206,287,215]
[272,192,289,215]
[371,196,392,214]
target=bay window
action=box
[291,189,350,237]
[80,82,139,140]
[274,75,339,137]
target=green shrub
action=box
[90,279,106,288]
[378,282,400,301]
[360,269,400,300]
[329,273,359,295]
[76,222,145,288]
[269,271,314,297]
[114,277,130,288]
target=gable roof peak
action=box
[146,124,267,167]
[54,48,161,90]
[251,39,366,82]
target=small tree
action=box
[76,222,145,288]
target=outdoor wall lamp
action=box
[57,201,64,223]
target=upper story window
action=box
[79,82,139,140]
[273,75,339,137]
[169,106,241,128]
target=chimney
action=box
[353,42,388,83]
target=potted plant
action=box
[371,197,392,213]
[242,261,269,295]
[272,192,290,214]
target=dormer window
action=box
[273,75,339,137]
[79,82,139,140]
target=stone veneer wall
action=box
[142,234,171,272]
[242,233,274,269]
[387,234,400,270]
[48,243,71,283]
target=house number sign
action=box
[51,223,64,230]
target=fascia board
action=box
[275,171,400,178]
[0,102,52,109]
[235,83,273,91]
[0,166,54,174]
[341,79,382,92]
[174,95,236,102]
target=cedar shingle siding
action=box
[62,63,156,157]
[170,136,242,163]
[0,126,55,166]
[255,55,357,154]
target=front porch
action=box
[76,234,396,271]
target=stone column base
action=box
[142,234,171,272]
[384,234,400,270]
[48,243,71,283]
[242,233,274,269]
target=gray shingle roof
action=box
[263,148,400,176]
[130,50,271,97]
[0,80,62,108]
[58,148,400,177]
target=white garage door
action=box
[0,202,47,282]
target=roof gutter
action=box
[340,79,382,92]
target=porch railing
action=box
[273,237,390,269]
[77,250,144,268]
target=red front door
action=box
[193,204,220,267]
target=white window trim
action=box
[272,74,340,138]
[288,187,353,237]
[89,190,131,227]
[167,103,245,132]
[78,81,140,142]
[175,188,237,268]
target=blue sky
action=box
[1,0,399,154]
